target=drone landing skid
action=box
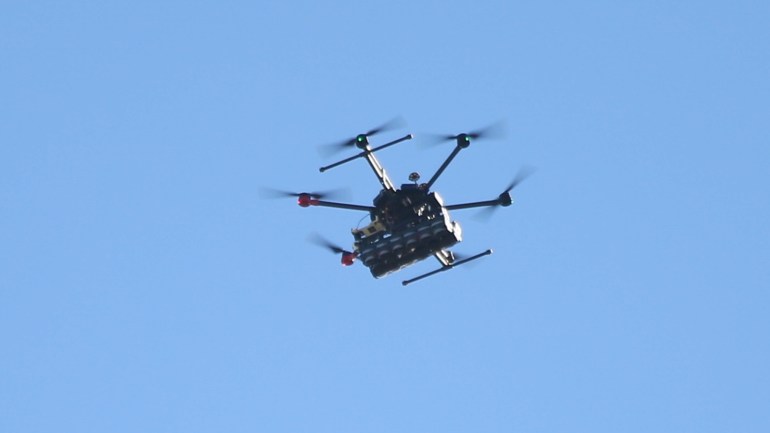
[401,249,493,286]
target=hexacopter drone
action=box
[270,119,531,285]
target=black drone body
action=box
[281,119,530,285]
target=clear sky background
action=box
[2,1,769,432]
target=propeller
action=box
[502,164,536,195]
[308,233,357,266]
[421,120,507,147]
[258,187,349,201]
[320,116,406,156]
[477,165,535,220]
[309,233,349,254]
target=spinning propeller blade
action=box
[502,165,536,194]
[421,120,507,146]
[477,165,535,220]
[364,116,406,137]
[308,233,357,266]
[320,116,406,155]
[308,233,349,254]
[259,187,349,201]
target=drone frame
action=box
[302,126,521,285]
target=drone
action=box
[269,119,531,286]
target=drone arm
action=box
[320,134,413,192]
[402,249,493,286]
[425,145,463,190]
[368,134,414,157]
[320,134,413,173]
[444,187,513,211]
[309,200,376,212]
[319,152,363,172]
[401,265,448,286]
[444,199,501,211]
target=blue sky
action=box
[2,1,769,432]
